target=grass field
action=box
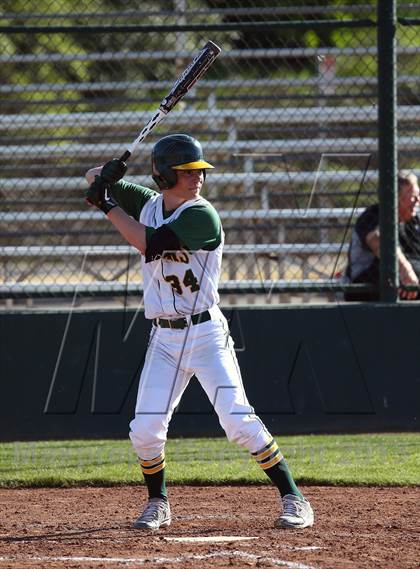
[0,433,419,488]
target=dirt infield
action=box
[0,485,418,568]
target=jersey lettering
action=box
[162,250,190,263]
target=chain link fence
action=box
[1,1,419,306]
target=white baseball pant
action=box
[129,306,272,460]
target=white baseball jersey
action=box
[139,194,224,319]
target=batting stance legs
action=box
[129,308,314,530]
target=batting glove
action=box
[100,158,127,185]
[86,175,118,214]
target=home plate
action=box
[164,536,258,543]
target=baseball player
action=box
[85,134,314,531]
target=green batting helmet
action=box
[151,134,214,190]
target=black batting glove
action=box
[86,175,118,214]
[100,158,127,185]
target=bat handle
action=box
[119,150,131,162]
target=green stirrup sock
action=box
[264,458,303,499]
[252,439,303,499]
[143,468,167,500]
[139,454,167,500]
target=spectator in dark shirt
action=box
[344,171,420,301]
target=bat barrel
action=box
[116,41,221,163]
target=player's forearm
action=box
[107,207,147,254]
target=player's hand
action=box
[100,159,127,185]
[85,175,118,214]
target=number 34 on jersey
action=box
[164,269,200,295]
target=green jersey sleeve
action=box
[168,203,222,251]
[109,180,158,219]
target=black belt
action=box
[153,310,211,330]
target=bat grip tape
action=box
[119,150,131,162]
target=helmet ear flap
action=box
[151,158,177,190]
[152,172,169,191]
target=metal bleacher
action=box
[0,197,367,297]
[2,42,419,300]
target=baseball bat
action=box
[119,41,221,162]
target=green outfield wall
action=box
[0,304,418,441]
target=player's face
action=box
[398,181,420,222]
[173,169,205,199]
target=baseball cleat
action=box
[274,494,314,529]
[132,497,171,530]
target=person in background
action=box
[344,170,420,301]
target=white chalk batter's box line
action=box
[164,537,323,550]
[0,551,318,568]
